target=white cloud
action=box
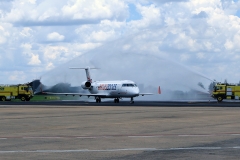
[88,30,116,42]
[2,0,128,26]
[224,39,234,50]
[123,44,131,50]
[28,0,36,4]
[47,32,65,41]
[21,43,41,65]
[0,36,6,44]
[74,42,102,51]
[8,71,27,82]
[196,52,205,59]
[62,0,127,20]
[20,27,33,37]
[128,4,161,29]
[43,46,63,60]
[1,0,240,86]
[0,24,10,44]
[46,62,55,70]
[180,53,190,61]
[28,54,41,65]
[21,43,32,50]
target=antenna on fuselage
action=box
[69,67,98,83]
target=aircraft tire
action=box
[217,96,223,102]
[21,96,26,101]
[1,96,6,101]
[96,98,101,103]
[114,98,119,103]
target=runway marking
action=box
[23,137,61,139]
[231,134,240,136]
[178,134,213,137]
[77,137,97,139]
[1,133,240,140]
[128,136,162,138]
[1,146,240,153]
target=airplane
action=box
[46,67,160,103]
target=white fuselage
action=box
[87,80,140,98]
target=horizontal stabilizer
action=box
[69,67,99,83]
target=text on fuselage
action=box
[98,84,117,90]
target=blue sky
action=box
[0,0,240,91]
[127,3,142,22]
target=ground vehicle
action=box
[212,82,240,102]
[0,84,34,101]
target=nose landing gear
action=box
[114,98,119,103]
[130,97,134,104]
[96,97,101,103]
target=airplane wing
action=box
[138,86,161,96]
[44,92,108,97]
[138,93,154,96]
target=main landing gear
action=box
[114,98,119,103]
[96,97,101,103]
[130,97,134,104]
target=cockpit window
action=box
[218,87,222,90]
[122,84,137,87]
[214,86,222,91]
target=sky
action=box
[1,0,240,93]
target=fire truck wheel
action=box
[217,96,223,102]
[21,96,26,101]
[1,96,6,101]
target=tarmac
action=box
[1,101,240,159]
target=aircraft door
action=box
[117,84,121,94]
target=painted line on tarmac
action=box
[77,137,97,139]
[128,136,163,138]
[23,137,61,139]
[1,133,240,140]
[1,146,240,153]
[178,134,213,137]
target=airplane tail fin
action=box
[69,67,98,83]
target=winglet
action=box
[158,86,161,94]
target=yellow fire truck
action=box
[0,84,34,101]
[212,83,240,102]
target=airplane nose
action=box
[130,87,139,96]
